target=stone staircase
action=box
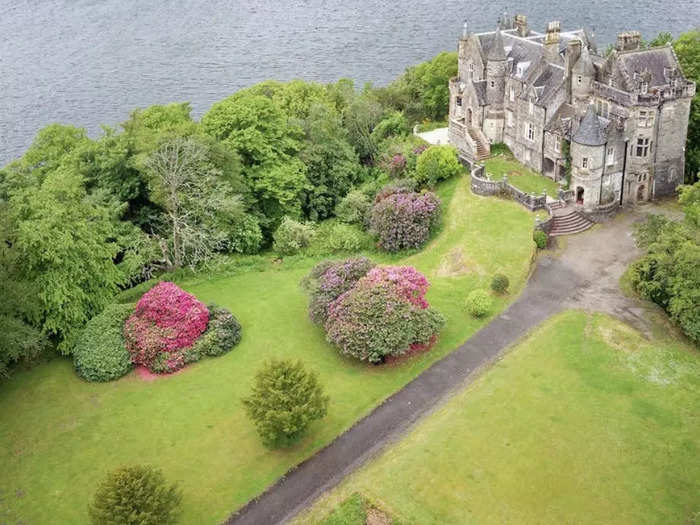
[467,126,490,160]
[549,209,594,236]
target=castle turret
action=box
[571,105,606,211]
[571,45,595,102]
[486,28,507,103]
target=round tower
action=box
[570,105,606,211]
[571,46,595,102]
[486,28,507,103]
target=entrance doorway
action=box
[637,185,645,201]
[543,157,555,178]
[576,186,584,204]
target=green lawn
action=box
[485,155,561,196]
[296,311,700,524]
[0,173,537,524]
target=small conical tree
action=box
[88,465,181,525]
[243,359,329,448]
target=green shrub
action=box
[273,217,315,255]
[114,280,161,304]
[335,190,371,226]
[465,289,492,318]
[533,230,547,249]
[88,465,181,525]
[191,305,242,357]
[324,223,366,253]
[73,303,135,382]
[243,359,329,448]
[414,144,462,188]
[228,214,263,254]
[491,274,510,294]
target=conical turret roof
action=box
[572,45,595,76]
[487,28,507,61]
[573,105,606,146]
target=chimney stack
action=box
[565,38,582,78]
[615,31,641,51]
[515,14,528,37]
[544,21,561,62]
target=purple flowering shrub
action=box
[369,189,441,252]
[323,266,444,363]
[301,257,376,325]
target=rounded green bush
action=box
[191,305,242,357]
[491,274,510,294]
[73,303,135,382]
[335,190,371,226]
[414,144,462,188]
[325,223,366,253]
[465,289,492,318]
[89,465,181,525]
[273,217,315,255]
[533,230,547,249]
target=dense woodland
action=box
[1,29,698,379]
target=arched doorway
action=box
[637,185,645,201]
[543,157,555,177]
[576,186,584,204]
[467,108,472,126]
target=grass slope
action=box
[485,155,561,196]
[297,311,700,525]
[0,173,535,523]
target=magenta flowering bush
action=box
[369,190,441,252]
[124,282,209,372]
[301,257,376,325]
[323,266,444,363]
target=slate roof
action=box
[473,80,487,105]
[532,65,564,104]
[572,46,595,76]
[572,105,606,146]
[615,46,683,88]
[545,103,576,135]
[487,28,507,61]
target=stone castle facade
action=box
[448,14,696,211]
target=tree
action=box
[343,92,384,163]
[243,359,329,448]
[146,137,244,269]
[673,30,700,183]
[88,465,181,525]
[414,145,461,188]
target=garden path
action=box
[226,207,657,525]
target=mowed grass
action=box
[296,311,700,525]
[485,154,561,196]
[0,173,536,524]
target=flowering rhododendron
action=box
[364,266,430,309]
[124,282,209,372]
[369,191,441,252]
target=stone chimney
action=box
[544,21,561,63]
[515,14,528,37]
[565,38,582,80]
[615,31,641,51]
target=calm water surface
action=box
[1,0,698,164]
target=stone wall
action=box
[470,167,547,211]
[582,200,619,223]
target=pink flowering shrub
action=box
[369,190,441,252]
[324,268,444,363]
[363,266,429,309]
[124,282,209,373]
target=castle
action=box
[448,14,696,211]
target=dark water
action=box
[1,0,698,165]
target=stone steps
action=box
[549,210,594,236]
[467,127,491,160]
[548,200,565,210]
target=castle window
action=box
[577,75,582,84]
[509,86,515,101]
[607,147,615,165]
[582,157,588,168]
[638,110,653,127]
[554,139,560,153]
[490,80,495,88]
[456,96,462,106]
[596,100,609,118]
[526,123,535,141]
[469,62,474,80]
[636,137,650,157]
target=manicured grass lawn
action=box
[0,173,536,523]
[296,311,700,524]
[485,154,561,196]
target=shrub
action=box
[335,190,371,226]
[466,289,492,317]
[273,217,315,255]
[243,359,329,448]
[228,214,263,254]
[363,266,429,308]
[88,465,181,525]
[302,257,376,324]
[191,305,242,357]
[414,144,461,188]
[323,223,366,253]
[374,178,416,202]
[124,282,209,373]
[369,191,441,252]
[491,274,510,294]
[533,230,547,249]
[324,270,444,363]
[73,303,135,382]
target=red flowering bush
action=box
[322,265,444,363]
[369,190,441,252]
[124,282,209,373]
